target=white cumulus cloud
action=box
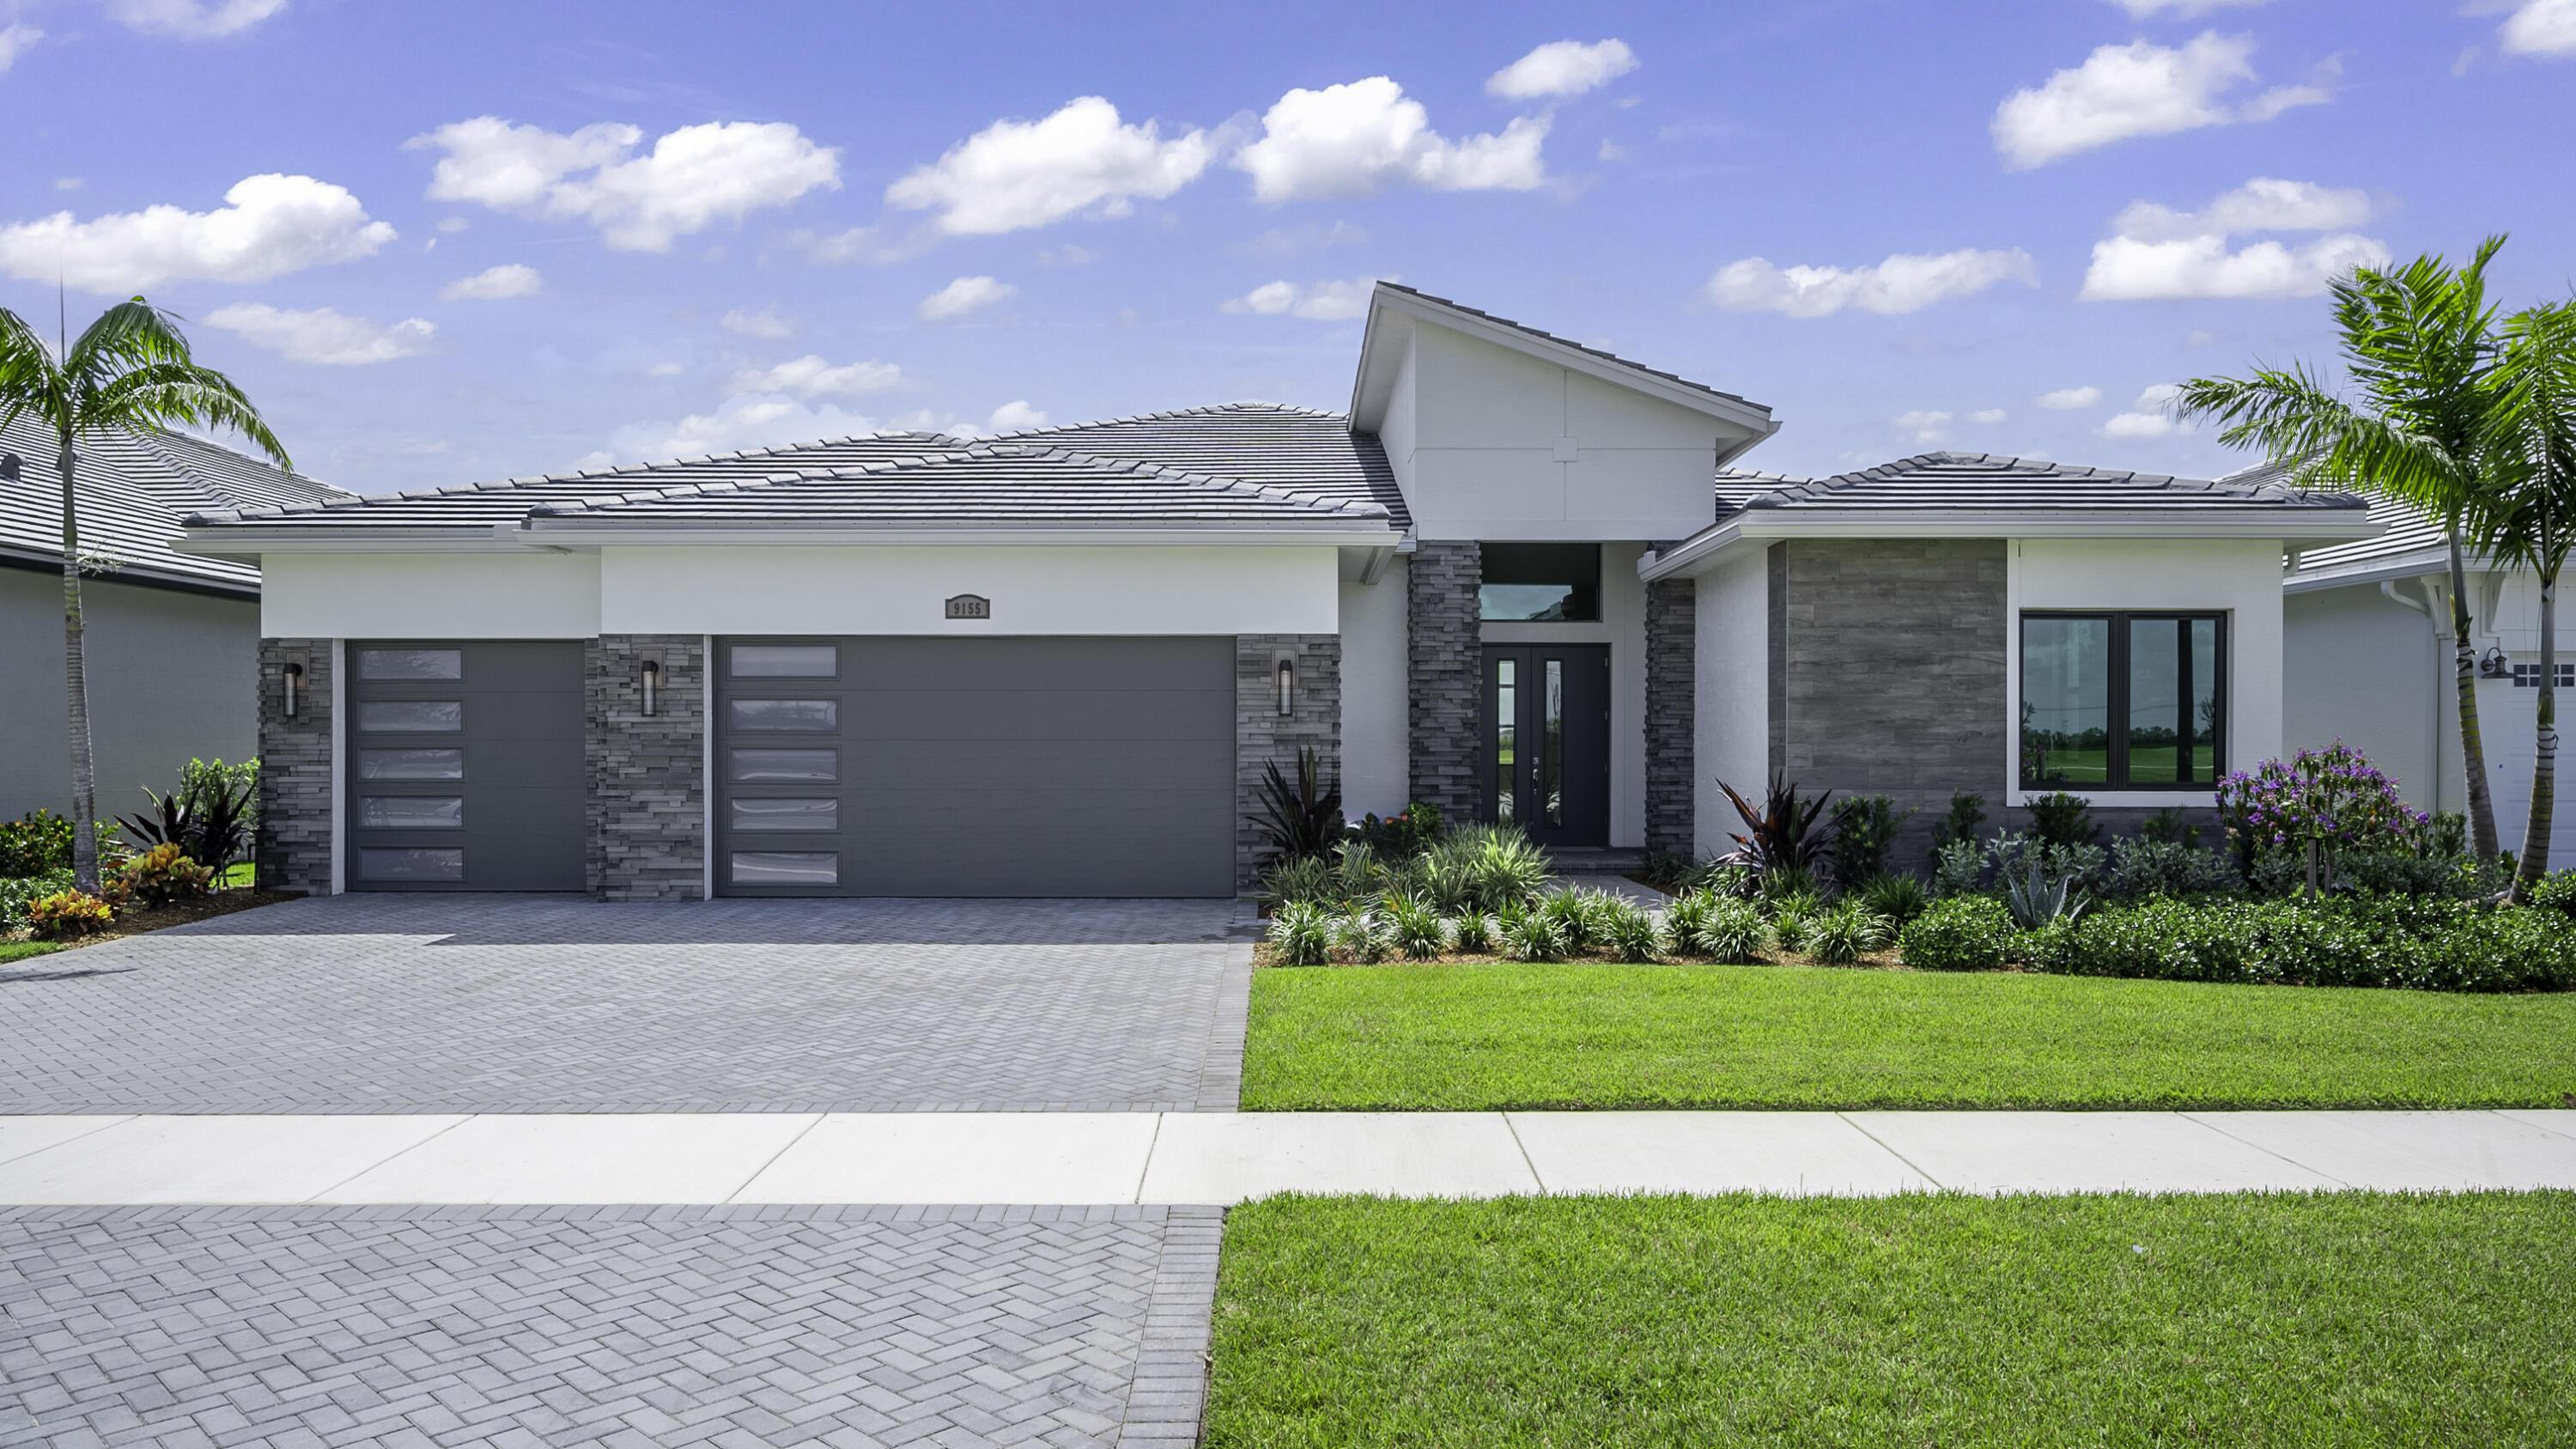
[2501,0,2576,55]
[1486,39,1638,100]
[2081,177,2390,301]
[410,116,840,252]
[0,22,41,70]
[1703,247,2038,318]
[720,305,796,339]
[0,174,394,293]
[1234,76,1549,203]
[1991,33,2330,169]
[1220,277,1382,321]
[205,304,436,366]
[438,263,541,301]
[2104,411,2178,438]
[1971,408,2008,424]
[1894,411,1953,445]
[917,275,1015,321]
[608,394,884,463]
[106,0,288,38]
[988,400,1048,432]
[2038,386,2105,410]
[886,97,1214,236]
[726,355,903,399]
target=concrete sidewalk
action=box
[6,1109,2573,1204]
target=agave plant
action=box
[1716,775,1837,889]
[2003,859,2090,929]
[1255,747,1344,863]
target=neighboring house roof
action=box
[1001,402,1407,527]
[0,411,347,596]
[2221,460,2452,589]
[1729,452,2369,515]
[1715,467,1805,510]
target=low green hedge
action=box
[1898,893,2576,993]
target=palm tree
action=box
[2473,301,2576,898]
[2173,238,2511,861]
[0,299,289,895]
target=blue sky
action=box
[1,0,2571,492]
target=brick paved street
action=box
[0,895,1251,1113]
[0,1204,1223,1449]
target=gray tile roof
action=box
[0,411,347,594]
[1716,467,1806,509]
[1378,283,1771,417]
[519,442,1393,528]
[1001,402,1406,526]
[2224,460,2446,575]
[1728,451,2367,515]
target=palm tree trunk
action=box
[2450,533,2502,861]
[2516,565,2559,899]
[58,433,100,896]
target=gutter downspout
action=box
[2383,579,2446,815]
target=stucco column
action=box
[1406,539,1481,822]
[586,634,707,901]
[1237,634,1341,890]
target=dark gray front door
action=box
[714,636,1236,897]
[344,641,586,891]
[1482,643,1611,848]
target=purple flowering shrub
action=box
[2215,740,2431,866]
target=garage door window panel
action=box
[360,748,465,779]
[348,640,585,892]
[356,699,464,732]
[731,798,838,831]
[357,648,462,680]
[732,851,838,886]
[732,644,837,678]
[360,847,465,882]
[359,796,465,829]
[730,698,838,731]
[731,748,838,782]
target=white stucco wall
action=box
[260,552,603,638]
[598,545,1339,636]
[2284,582,2452,812]
[1339,558,1409,821]
[2008,537,2285,807]
[1692,548,1768,857]
[1394,322,1731,543]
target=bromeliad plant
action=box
[1715,775,1836,892]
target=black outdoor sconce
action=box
[281,661,304,718]
[2481,647,2512,679]
[640,656,661,717]
[1274,656,1296,717]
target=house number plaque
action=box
[945,594,991,619]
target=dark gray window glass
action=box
[732,851,837,886]
[357,648,462,680]
[357,699,463,732]
[731,644,837,678]
[359,748,465,780]
[731,748,837,782]
[1494,658,1516,824]
[1544,658,1564,827]
[730,698,838,732]
[731,797,838,831]
[2022,612,2225,789]
[1479,543,1601,622]
[359,847,465,881]
[359,795,464,828]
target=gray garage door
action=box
[715,636,1235,897]
[344,641,586,891]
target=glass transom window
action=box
[2021,612,2225,790]
[1479,543,1601,622]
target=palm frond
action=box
[0,308,69,436]
[87,362,294,469]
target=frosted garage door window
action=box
[730,699,837,731]
[732,851,838,886]
[360,749,465,779]
[357,700,463,732]
[732,645,837,677]
[357,648,462,680]
[731,749,837,782]
[360,847,465,881]
[731,798,838,831]
[359,796,464,828]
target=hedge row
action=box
[1899,894,2576,994]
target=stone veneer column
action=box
[1236,634,1341,890]
[1644,558,1697,855]
[256,637,335,893]
[1406,539,1481,822]
[586,635,707,901]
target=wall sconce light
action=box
[1274,656,1296,717]
[640,656,661,717]
[2481,647,2512,679]
[281,661,304,719]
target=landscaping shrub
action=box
[1260,854,1334,909]
[2101,836,2239,899]
[1660,890,1715,956]
[1540,887,1612,953]
[2530,869,2576,917]
[1856,873,1930,928]
[2025,791,2100,850]
[1899,896,2017,972]
[1450,827,1548,912]
[1924,789,1987,872]
[1330,905,1393,964]
[1353,801,1443,858]
[1828,795,1912,891]
[1384,895,1449,960]
[27,889,113,940]
[1255,747,1344,863]
[1803,902,1888,965]
[1767,893,1821,953]
[1664,891,1766,963]
[1990,831,2106,891]
[1597,897,1662,963]
[1930,838,1987,898]
[2037,895,2576,994]
[2002,856,2091,929]
[1267,901,1333,966]
[2217,741,2431,891]
[1497,900,1566,963]
[0,808,75,876]
[1715,774,1836,891]
[118,842,213,907]
[1,867,76,933]
[1449,910,1496,955]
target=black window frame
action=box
[1478,542,1602,623]
[2019,610,2228,792]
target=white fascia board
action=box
[1643,509,2381,582]
[174,528,542,557]
[2281,547,2458,594]
[1351,286,1775,437]
[515,521,1407,548]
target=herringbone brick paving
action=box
[0,1205,1225,1449]
[2,896,1251,1114]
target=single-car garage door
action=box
[716,636,1235,897]
[345,640,586,891]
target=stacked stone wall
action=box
[255,637,333,893]
[1643,563,1697,855]
[1236,635,1341,890]
[1406,540,1482,821]
[586,635,707,901]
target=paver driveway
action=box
[1,894,1252,1114]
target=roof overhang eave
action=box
[2281,547,2466,594]
[1643,508,2385,583]
[516,519,1408,548]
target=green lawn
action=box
[1207,1192,2576,1448]
[0,940,64,964]
[1243,960,2576,1111]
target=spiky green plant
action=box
[1598,897,1662,963]
[1804,902,1890,965]
[1331,905,1392,964]
[1448,910,1496,955]
[1267,900,1333,966]
[1383,894,1451,960]
[1694,895,1771,964]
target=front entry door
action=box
[1481,644,1610,848]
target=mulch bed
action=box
[30,889,300,950]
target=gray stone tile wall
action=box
[1407,539,1482,821]
[1237,634,1340,889]
[254,636,332,894]
[1644,558,1695,855]
[586,634,707,901]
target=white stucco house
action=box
[179,283,2379,898]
